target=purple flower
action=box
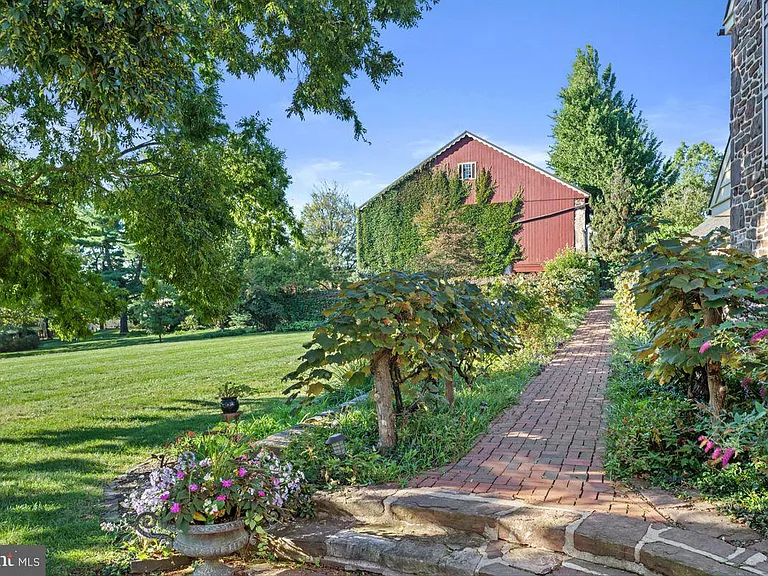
[176,470,185,479]
[741,377,754,388]
[761,386,767,399]
[722,448,736,468]
[160,492,170,501]
[238,468,247,478]
[699,341,712,354]
[704,440,714,453]
[221,479,233,488]
[257,491,266,497]
[750,329,768,344]
[189,484,199,492]
[170,502,181,514]
[758,288,768,295]
[273,477,280,486]
[712,447,723,460]
[216,494,227,502]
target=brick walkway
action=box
[411,300,664,522]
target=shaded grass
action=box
[0,330,314,575]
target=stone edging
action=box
[268,486,768,575]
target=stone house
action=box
[714,0,768,253]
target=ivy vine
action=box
[357,167,523,275]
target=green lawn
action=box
[0,329,313,575]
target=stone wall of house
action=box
[731,0,768,255]
[574,199,587,251]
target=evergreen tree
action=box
[549,45,670,208]
[591,165,643,272]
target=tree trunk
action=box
[445,379,455,407]
[119,312,129,335]
[701,303,726,415]
[42,317,50,339]
[372,349,397,452]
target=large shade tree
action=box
[0,0,437,337]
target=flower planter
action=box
[220,396,239,414]
[173,519,248,576]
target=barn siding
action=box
[429,136,586,272]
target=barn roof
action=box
[359,131,588,210]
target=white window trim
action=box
[458,162,477,181]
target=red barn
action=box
[361,131,589,273]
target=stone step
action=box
[268,518,634,576]
[309,487,768,576]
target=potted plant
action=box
[125,429,306,576]
[216,382,252,414]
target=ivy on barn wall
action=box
[357,167,524,275]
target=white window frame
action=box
[458,162,476,181]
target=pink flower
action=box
[237,468,247,478]
[704,440,714,453]
[722,448,736,468]
[761,386,767,399]
[741,377,754,388]
[257,491,266,497]
[189,484,199,492]
[712,447,723,460]
[699,341,712,354]
[750,329,768,344]
[176,470,185,479]
[216,494,226,501]
[758,288,768,295]
[160,492,170,501]
[221,479,233,488]
[698,435,706,443]
[273,477,280,486]
[170,502,181,514]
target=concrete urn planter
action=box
[173,519,248,576]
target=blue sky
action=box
[218,1,730,212]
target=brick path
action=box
[411,300,664,522]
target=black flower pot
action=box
[220,396,239,414]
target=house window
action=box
[458,162,476,181]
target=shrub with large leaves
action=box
[628,231,768,414]
[284,271,517,450]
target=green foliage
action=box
[130,297,187,342]
[538,247,601,312]
[628,232,768,391]
[283,367,533,487]
[605,342,700,480]
[215,382,253,399]
[1,0,437,337]
[0,331,40,353]
[178,315,201,332]
[652,142,722,240]
[694,463,768,534]
[590,165,645,272]
[358,168,523,275]
[613,270,647,340]
[245,246,335,294]
[549,45,671,207]
[300,182,357,280]
[284,271,518,400]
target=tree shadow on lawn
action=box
[1,328,309,359]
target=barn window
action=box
[458,162,476,181]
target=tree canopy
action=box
[0,0,437,337]
[549,45,671,207]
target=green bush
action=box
[283,367,533,487]
[178,314,201,332]
[0,331,40,353]
[605,338,701,481]
[694,462,768,534]
[613,270,647,340]
[538,247,600,312]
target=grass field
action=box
[0,329,313,575]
